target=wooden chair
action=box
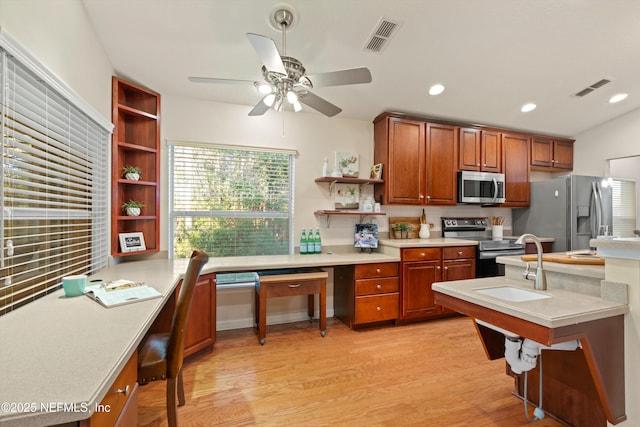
[137,250,209,427]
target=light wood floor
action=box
[138,316,564,426]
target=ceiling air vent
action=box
[364,17,401,54]
[574,78,612,97]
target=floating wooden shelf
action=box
[314,176,383,185]
[314,210,386,227]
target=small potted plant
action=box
[392,222,410,239]
[121,200,144,216]
[122,165,142,181]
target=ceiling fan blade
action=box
[298,91,342,117]
[246,33,287,75]
[306,67,372,87]
[188,76,255,85]
[248,97,271,116]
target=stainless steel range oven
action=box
[441,217,525,277]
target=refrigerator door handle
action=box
[591,181,603,238]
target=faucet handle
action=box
[522,262,531,279]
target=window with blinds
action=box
[612,178,637,238]
[0,44,110,316]
[169,142,294,258]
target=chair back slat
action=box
[167,250,209,376]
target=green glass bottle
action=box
[314,228,322,254]
[300,229,308,255]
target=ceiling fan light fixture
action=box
[428,84,445,96]
[286,90,298,104]
[609,93,628,103]
[293,101,302,112]
[521,103,537,113]
[256,82,273,94]
[263,93,276,107]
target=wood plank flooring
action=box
[138,316,564,426]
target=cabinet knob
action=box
[376,306,381,311]
[419,194,425,199]
[117,384,131,396]
[444,266,449,270]
[420,252,426,257]
[376,268,381,273]
[458,251,463,255]
[477,163,481,167]
[436,266,441,270]
[376,284,382,290]
[427,195,431,199]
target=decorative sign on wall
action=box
[335,152,359,177]
[334,183,360,209]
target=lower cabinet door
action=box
[355,293,399,324]
[402,260,441,319]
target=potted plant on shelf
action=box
[122,165,142,181]
[121,200,144,216]
[392,222,410,239]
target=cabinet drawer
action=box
[402,247,441,262]
[355,262,399,279]
[355,277,399,296]
[259,279,323,298]
[88,350,138,427]
[442,246,476,260]
[355,293,399,324]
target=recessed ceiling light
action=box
[521,103,536,113]
[609,93,628,103]
[428,84,445,96]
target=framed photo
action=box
[355,224,378,248]
[334,183,360,209]
[119,232,146,253]
[370,163,383,179]
[335,152,359,178]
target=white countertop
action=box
[433,277,628,328]
[378,237,478,248]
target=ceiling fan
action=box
[188,8,372,117]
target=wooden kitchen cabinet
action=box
[111,77,160,256]
[400,246,475,321]
[373,113,457,206]
[501,132,530,207]
[459,128,501,173]
[334,262,399,328]
[530,136,574,171]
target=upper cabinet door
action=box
[374,117,426,205]
[459,127,481,171]
[530,137,574,171]
[502,132,530,207]
[426,123,458,205]
[480,130,501,172]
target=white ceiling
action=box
[82,0,640,137]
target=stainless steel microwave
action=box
[457,171,505,204]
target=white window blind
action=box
[0,45,110,316]
[612,178,636,238]
[169,142,294,258]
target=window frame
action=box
[167,140,296,258]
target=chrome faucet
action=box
[515,233,547,290]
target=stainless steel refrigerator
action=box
[512,175,612,252]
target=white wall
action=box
[0,0,113,119]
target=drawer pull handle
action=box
[117,384,130,396]
[376,268,381,273]
[420,253,426,257]
[376,306,381,311]
[458,251,463,255]
[288,283,301,288]
[376,284,382,290]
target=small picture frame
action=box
[119,232,146,253]
[355,224,378,249]
[335,152,359,178]
[334,183,360,209]
[370,163,383,180]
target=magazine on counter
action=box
[84,279,162,308]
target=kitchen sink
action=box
[474,286,551,302]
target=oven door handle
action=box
[478,249,526,260]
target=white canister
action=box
[362,197,374,212]
[419,223,430,239]
[492,225,503,240]
[374,202,381,213]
